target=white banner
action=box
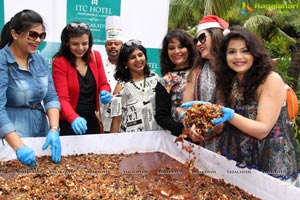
[2,0,170,74]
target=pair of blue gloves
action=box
[179,101,235,126]
[16,119,88,167]
[16,91,112,168]
[16,130,61,168]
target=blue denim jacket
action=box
[0,45,60,138]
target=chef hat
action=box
[106,16,123,41]
[197,15,230,36]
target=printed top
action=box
[110,72,162,132]
[155,67,190,136]
[161,69,189,119]
[220,79,299,180]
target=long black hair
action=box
[160,29,198,76]
[0,9,45,49]
[53,22,93,68]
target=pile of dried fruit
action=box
[175,103,223,173]
[0,152,260,199]
[180,104,223,140]
[182,103,222,138]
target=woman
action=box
[215,27,299,181]
[52,22,111,135]
[110,39,161,133]
[0,9,61,167]
[180,15,229,152]
[155,29,198,136]
[192,15,229,103]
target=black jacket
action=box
[154,82,184,136]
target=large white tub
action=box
[0,130,299,200]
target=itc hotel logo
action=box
[91,0,98,6]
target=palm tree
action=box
[168,0,241,35]
[280,14,300,90]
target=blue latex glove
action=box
[181,101,211,109]
[100,90,112,104]
[178,101,212,120]
[71,117,87,134]
[16,146,36,168]
[212,106,234,126]
[178,111,186,121]
[42,131,61,163]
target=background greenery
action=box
[168,0,300,139]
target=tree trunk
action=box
[287,39,300,91]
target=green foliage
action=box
[275,56,294,84]
[294,90,300,141]
[264,38,288,57]
[186,25,198,38]
[168,0,202,30]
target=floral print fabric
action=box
[161,70,189,120]
[110,73,162,132]
[220,82,299,180]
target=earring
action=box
[125,66,128,69]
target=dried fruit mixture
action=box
[0,152,260,200]
[182,103,222,138]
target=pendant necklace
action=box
[130,76,146,92]
[130,76,150,104]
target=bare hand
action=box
[188,124,204,143]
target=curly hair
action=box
[216,26,274,105]
[53,22,93,68]
[114,41,150,82]
[0,9,45,49]
[160,29,198,76]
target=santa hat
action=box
[197,15,230,36]
[106,16,123,41]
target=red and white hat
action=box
[106,16,123,41]
[197,15,230,35]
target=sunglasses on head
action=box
[67,22,89,30]
[194,32,209,45]
[27,31,46,41]
[124,39,142,47]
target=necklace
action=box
[131,76,150,104]
[232,77,244,103]
[130,77,146,92]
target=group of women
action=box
[0,9,299,185]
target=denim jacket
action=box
[0,45,60,138]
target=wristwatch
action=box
[50,126,61,132]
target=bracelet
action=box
[50,126,61,132]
